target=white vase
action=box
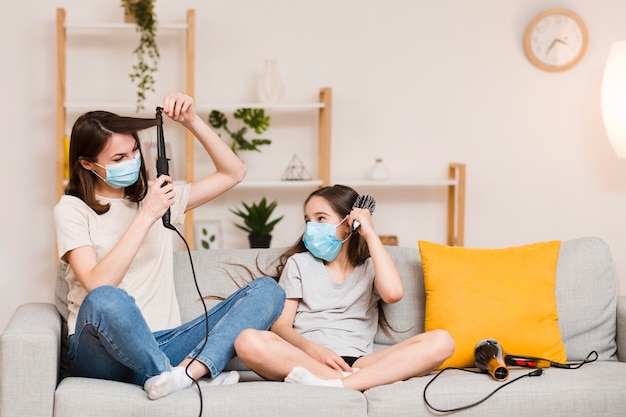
[369,158,388,181]
[257,59,285,103]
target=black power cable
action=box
[174,228,209,417]
[423,350,598,413]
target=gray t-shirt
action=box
[279,252,380,357]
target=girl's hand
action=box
[305,343,353,373]
[348,207,374,238]
[140,175,176,223]
[162,93,195,123]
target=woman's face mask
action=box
[303,218,349,262]
[92,151,141,189]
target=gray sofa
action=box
[2,236,626,417]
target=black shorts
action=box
[341,356,361,367]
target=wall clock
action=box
[523,8,588,72]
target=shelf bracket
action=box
[447,163,466,246]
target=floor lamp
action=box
[602,40,626,158]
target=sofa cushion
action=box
[173,248,286,323]
[365,361,626,417]
[555,237,617,361]
[55,377,368,417]
[419,240,567,369]
[373,246,425,347]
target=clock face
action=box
[524,9,588,72]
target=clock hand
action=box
[546,38,568,55]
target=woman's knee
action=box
[252,276,285,297]
[250,277,286,314]
[80,286,136,318]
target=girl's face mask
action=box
[92,151,141,189]
[303,218,349,262]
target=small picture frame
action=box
[194,220,222,250]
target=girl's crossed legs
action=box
[235,328,454,390]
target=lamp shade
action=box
[601,40,626,159]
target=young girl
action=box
[54,93,285,400]
[234,185,454,390]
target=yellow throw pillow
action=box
[418,240,567,369]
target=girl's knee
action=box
[234,329,269,362]
[429,329,455,359]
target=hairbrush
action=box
[351,194,376,234]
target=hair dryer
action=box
[475,339,509,381]
[155,107,176,231]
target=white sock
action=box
[341,367,360,377]
[201,370,240,387]
[144,366,193,400]
[284,366,343,388]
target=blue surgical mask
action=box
[92,151,141,189]
[303,218,349,262]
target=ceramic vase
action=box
[369,158,388,181]
[257,59,285,103]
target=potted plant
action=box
[230,197,283,248]
[208,108,272,154]
[121,0,159,111]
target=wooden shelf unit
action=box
[334,162,466,247]
[55,8,463,248]
[55,7,197,241]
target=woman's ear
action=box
[79,158,94,171]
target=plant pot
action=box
[248,235,272,249]
[122,0,155,24]
[123,0,138,23]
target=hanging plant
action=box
[121,0,159,112]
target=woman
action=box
[54,93,285,399]
[235,185,454,390]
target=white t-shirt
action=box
[53,183,191,335]
[279,252,380,357]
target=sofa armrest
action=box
[0,303,62,417]
[617,296,626,362]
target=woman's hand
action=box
[162,93,196,124]
[139,174,176,224]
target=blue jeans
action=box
[68,277,285,386]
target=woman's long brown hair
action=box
[65,111,159,214]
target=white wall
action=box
[2,0,626,332]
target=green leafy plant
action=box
[121,0,159,111]
[200,226,216,249]
[208,108,272,153]
[230,197,283,237]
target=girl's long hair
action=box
[270,184,398,339]
[65,111,158,214]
